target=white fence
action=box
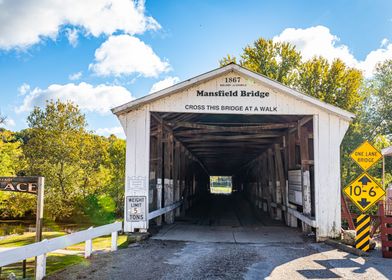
[0,221,122,280]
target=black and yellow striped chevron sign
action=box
[355,214,370,252]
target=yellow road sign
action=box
[343,172,385,212]
[350,140,382,171]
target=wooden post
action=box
[35,177,44,280]
[300,125,312,233]
[267,148,277,219]
[35,177,44,243]
[22,259,26,278]
[35,253,46,280]
[174,141,181,216]
[84,227,93,258]
[111,231,118,251]
[156,123,163,226]
[274,143,286,221]
[164,133,174,223]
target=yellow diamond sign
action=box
[350,140,382,171]
[343,172,385,212]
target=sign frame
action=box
[0,176,44,242]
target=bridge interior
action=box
[149,112,315,233]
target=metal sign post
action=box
[344,140,384,252]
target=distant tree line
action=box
[0,100,125,224]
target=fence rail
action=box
[0,221,122,280]
[148,201,182,220]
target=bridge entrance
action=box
[112,63,354,240]
[148,112,314,238]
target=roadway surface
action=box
[48,194,392,279]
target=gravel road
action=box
[47,239,392,280]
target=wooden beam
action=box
[174,121,296,131]
[180,134,281,142]
[174,128,285,136]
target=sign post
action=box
[343,140,384,252]
[0,176,44,278]
[35,177,45,242]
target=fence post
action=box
[36,254,46,280]
[84,226,93,258]
[111,231,118,251]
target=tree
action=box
[297,57,363,112]
[105,135,126,216]
[220,38,301,86]
[0,129,33,218]
[366,59,392,137]
[23,100,110,221]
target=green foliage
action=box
[82,194,116,225]
[221,38,301,86]
[0,100,126,223]
[366,60,392,137]
[297,57,364,112]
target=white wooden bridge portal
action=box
[112,63,354,241]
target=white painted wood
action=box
[111,231,118,251]
[115,66,353,239]
[0,221,122,267]
[287,208,317,228]
[148,201,182,220]
[35,253,46,280]
[85,238,92,258]
[112,64,355,120]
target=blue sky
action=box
[0,0,391,137]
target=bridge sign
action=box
[343,172,385,212]
[350,140,382,171]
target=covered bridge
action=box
[112,63,354,241]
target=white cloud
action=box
[16,82,133,114]
[0,0,160,50]
[89,35,170,77]
[18,83,30,95]
[96,126,125,138]
[273,25,392,77]
[66,28,79,47]
[69,71,82,81]
[149,76,180,93]
[273,26,358,66]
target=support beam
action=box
[300,125,312,233]
[173,121,296,131]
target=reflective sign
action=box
[343,172,385,212]
[350,140,382,171]
[126,196,147,222]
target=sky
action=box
[0,0,391,138]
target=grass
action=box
[0,231,128,250]
[1,253,88,279]
[0,231,129,279]
[0,231,65,247]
